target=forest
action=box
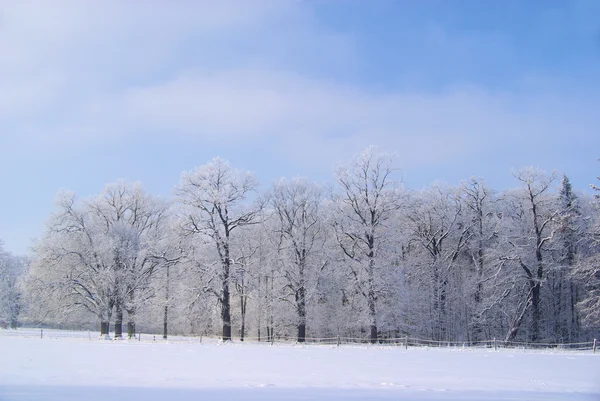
[2,147,599,344]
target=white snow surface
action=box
[1,333,598,400]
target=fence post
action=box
[493,338,497,351]
[337,335,340,347]
[40,329,43,339]
[405,335,408,350]
[594,339,597,354]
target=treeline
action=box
[5,148,600,343]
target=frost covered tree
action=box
[500,169,559,341]
[460,178,500,341]
[28,191,115,331]
[29,182,170,337]
[176,157,260,341]
[228,222,266,341]
[90,182,171,338]
[549,175,582,341]
[268,178,327,342]
[571,163,600,334]
[0,242,25,329]
[15,153,600,343]
[332,147,404,343]
[404,184,474,341]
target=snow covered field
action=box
[1,332,598,401]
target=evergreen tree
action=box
[553,175,581,341]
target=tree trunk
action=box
[266,274,274,342]
[114,306,123,339]
[298,323,306,343]
[163,305,168,340]
[222,273,232,341]
[367,253,378,344]
[432,263,441,341]
[531,245,543,342]
[101,321,109,336]
[440,278,448,341]
[530,188,545,343]
[127,321,135,338]
[531,281,541,342]
[164,264,170,340]
[506,292,532,342]
[472,229,485,342]
[297,286,307,343]
[127,306,136,339]
[240,291,247,341]
[9,319,17,329]
[257,275,262,342]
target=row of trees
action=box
[0,242,25,329]
[9,148,600,343]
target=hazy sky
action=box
[1,0,599,255]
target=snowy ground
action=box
[1,331,598,400]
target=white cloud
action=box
[0,0,301,117]
[1,0,598,171]
[72,68,595,167]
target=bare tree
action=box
[571,162,600,332]
[462,178,500,341]
[501,168,559,341]
[404,185,473,341]
[333,147,403,343]
[176,157,260,341]
[30,191,116,334]
[29,182,170,337]
[269,178,327,342]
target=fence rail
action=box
[0,328,596,353]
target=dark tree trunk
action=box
[296,286,307,343]
[472,226,485,342]
[440,278,448,341]
[9,319,17,329]
[297,323,306,343]
[531,245,544,342]
[114,322,122,338]
[163,305,168,340]
[240,294,247,341]
[127,306,136,339]
[506,292,532,342]
[114,306,123,339]
[528,187,546,343]
[370,324,378,344]
[367,252,378,344]
[472,281,484,342]
[432,263,442,341]
[531,281,541,342]
[164,264,170,340]
[101,321,109,336]
[127,321,136,339]
[222,273,232,341]
[368,289,378,344]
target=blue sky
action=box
[1,0,599,255]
